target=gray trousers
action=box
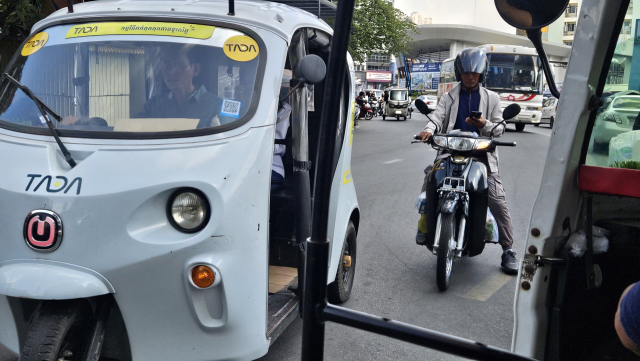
[421,162,514,250]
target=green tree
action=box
[0,0,54,41]
[348,0,417,63]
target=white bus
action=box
[479,44,544,131]
[437,45,544,132]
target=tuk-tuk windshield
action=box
[0,22,262,136]
[390,90,407,101]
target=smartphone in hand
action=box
[470,111,482,119]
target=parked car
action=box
[410,95,437,113]
[592,95,640,150]
[538,97,557,128]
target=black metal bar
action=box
[300,0,355,357]
[67,0,74,13]
[526,28,560,99]
[84,295,114,361]
[228,0,235,15]
[323,305,537,361]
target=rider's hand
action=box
[466,115,487,128]
[419,131,432,142]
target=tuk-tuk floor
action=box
[267,266,299,344]
[268,266,297,294]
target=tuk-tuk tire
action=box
[328,222,357,304]
[403,117,407,121]
[382,115,386,120]
[21,299,93,361]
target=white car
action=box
[410,95,437,112]
[538,97,557,128]
[592,95,640,151]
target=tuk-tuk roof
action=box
[32,0,333,43]
[386,87,408,91]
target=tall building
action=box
[546,0,634,46]
[410,12,432,25]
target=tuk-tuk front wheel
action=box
[328,221,357,304]
[382,115,386,120]
[21,299,93,361]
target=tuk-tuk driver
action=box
[139,45,234,127]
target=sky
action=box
[394,0,517,35]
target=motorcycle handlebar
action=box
[493,141,517,147]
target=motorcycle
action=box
[412,99,521,291]
[369,99,379,117]
[363,103,374,120]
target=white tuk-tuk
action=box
[0,1,360,360]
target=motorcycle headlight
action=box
[474,139,492,150]
[167,188,210,233]
[432,135,447,147]
[447,137,475,151]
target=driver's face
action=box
[160,52,200,93]
[461,72,480,88]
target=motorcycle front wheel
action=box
[365,112,373,120]
[436,213,457,291]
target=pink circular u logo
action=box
[23,210,63,252]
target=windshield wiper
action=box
[4,73,76,168]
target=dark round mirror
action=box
[414,99,432,115]
[503,103,521,120]
[298,54,326,84]
[495,0,570,30]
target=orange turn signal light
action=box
[191,265,215,288]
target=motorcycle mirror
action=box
[494,0,567,99]
[415,99,432,115]
[503,103,521,120]
[297,54,326,84]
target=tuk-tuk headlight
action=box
[167,188,210,233]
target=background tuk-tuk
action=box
[382,87,409,121]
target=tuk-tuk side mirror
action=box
[297,54,326,84]
[494,0,569,99]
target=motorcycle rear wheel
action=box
[365,112,373,120]
[436,213,457,291]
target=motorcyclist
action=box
[416,48,519,275]
[356,91,367,118]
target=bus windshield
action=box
[484,54,542,94]
[0,22,262,137]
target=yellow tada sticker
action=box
[66,22,215,39]
[22,32,48,56]
[223,35,259,62]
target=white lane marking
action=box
[383,159,403,164]
[527,130,551,137]
[463,273,513,301]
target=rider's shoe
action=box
[501,250,519,275]
[416,229,427,245]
